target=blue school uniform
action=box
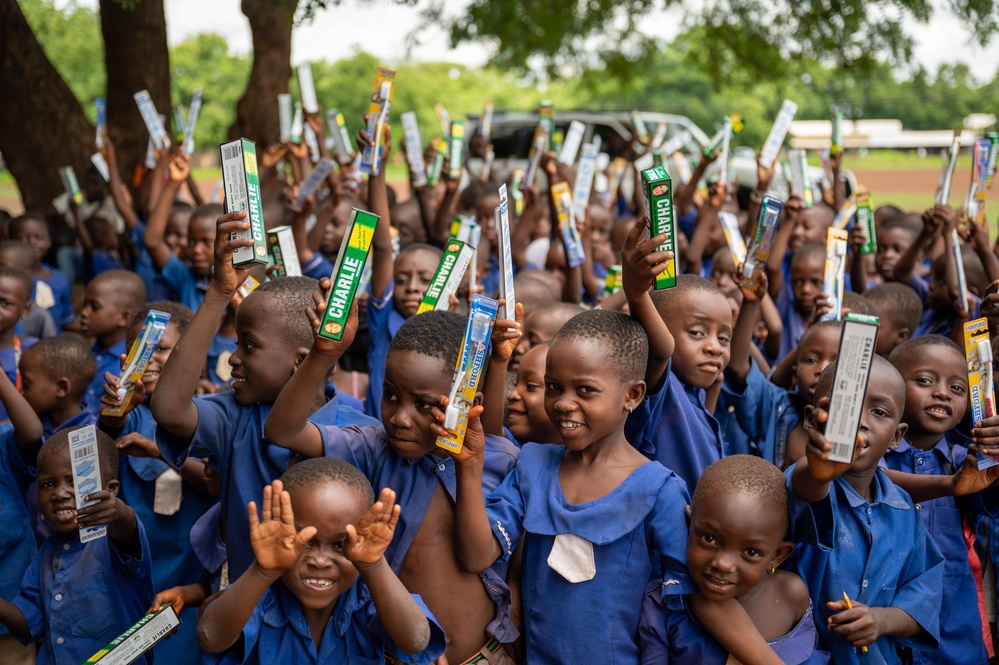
[785,466,945,664]
[319,424,521,643]
[0,336,37,423]
[301,253,334,281]
[207,333,238,386]
[190,503,226,593]
[914,295,981,338]
[484,443,694,664]
[720,359,802,467]
[33,265,74,332]
[882,438,992,665]
[364,280,406,420]
[31,408,98,544]
[625,361,725,493]
[155,391,378,579]
[208,580,446,665]
[0,426,36,638]
[84,339,127,418]
[638,590,828,664]
[115,403,218,665]
[160,253,209,312]
[12,520,154,665]
[775,285,808,363]
[129,224,177,302]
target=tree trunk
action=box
[228,0,297,147]
[0,0,95,211]
[100,0,171,185]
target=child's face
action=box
[709,251,737,292]
[37,448,111,534]
[19,351,61,417]
[127,320,181,396]
[544,337,643,450]
[586,208,615,267]
[793,325,840,401]
[789,255,825,316]
[789,209,830,253]
[686,491,792,602]
[0,275,28,336]
[393,249,439,319]
[186,216,216,277]
[281,482,367,612]
[230,296,302,406]
[10,220,49,264]
[80,280,129,339]
[506,345,558,443]
[381,349,454,460]
[511,310,567,374]
[897,344,968,443]
[165,210,191,257]
[665,292,733,390]
[875,227,914,280]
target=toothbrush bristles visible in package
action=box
[964,318,999,469]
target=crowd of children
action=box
[1,89,999,665]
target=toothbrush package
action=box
[101,310,171,418]
[964,318,999,469]
[825,313,879,464]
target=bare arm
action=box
[760,293,783,361]
[894,210,941,284]
[622,217,675,389]
[0,367,42,453]
[0,600,29,637]
[685,183,725,275]
[689,595,784,665]
[145,155,190,271]
[360,127,395,301]
[725,275,767,391]
[103,138,139,232]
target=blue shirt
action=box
[84,339,127,418]
[720,359,803,467]
[33,265,74,331]
[155,392,378,579]
[319,424,521,642]
[301,253,334,281]
[625,361,725,493]
[639,591,829,664]
[0,336,37,423]
[129,223,177,303]
[159,253,209,312]
[0,426,36,637]
[914,295,981,338]
[364,280,406,421]
[209,580,446,665]
[12,521,154,665]
[882,438,994,665]
[207,333,238,386]
[775,282,809,363]
[32,409,98,543]
[785,466,945,664]
[485,443,694,665]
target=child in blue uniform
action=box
[8,214,74,332]
[862,283,923,357]
[788,356,945,663]
[639,454,827,664]
[197,460,445,664]
[0,266,36,423]
[151,212,378,581]
[266,304,521,665]
[0,427,153,665]
[19,336,97,440]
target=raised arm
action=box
[685,182,725,275]
[359,125,395,301]
[765,195,801,300]
[481,304,523,436]
[0,369,42,453]
[145,154,190,271]
[791,398,852,503]
[726,271,768,391]
[102,137,139,232]
[150,211,251,440]
[894,208,941,285]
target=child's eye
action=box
[546,382,560,392]
[383,392,398,403]
[951,384,966,394]
[577,386,596,395]
[871,407,890,418]
[699,533,716,545]
[914,377,932,386]
[416,401,434,411]
[687,330,705,339]
[718,335,731,346]
[526,383,541,392]
[745,548,763,558]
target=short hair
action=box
[875,204,904,225]
[89,270,146,312]
[280,457,375,508]
[864,283,922,335]
[513,273,558,315]
[0,266,33,301]
[38,427,118,482]
[22,335,96,397]
[396,243,443,263]
[532,301,586,328]
[790,243,826,269]
[815,355,904,412]
[692,455,788,535]
[796,320,843,360]
[129,301,194,335]
[550,308,648,384]
[0,241,36,271]
[9,212,50,238]
[190,203,225,222]
[888,334,963,367]
[390,310,466,369]
[960,244,987,295]
[247,276,320,351]
[884,214,923,236]
[842,291,876,317]
[650,274,725,322]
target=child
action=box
[621,218,731,492]
[7,214,74,332]
[509,301,585,375]
[264,304,521,664]
[788,356,945,663]
[863,283,923,356]
[151,212,377,580]
[98,301,216,664]
[0,361,43,665]
[195,461,446,664]
[0,241,58,339]
[79,270,146,416]
[0,266,36,423]
[505,344,560,445]
[884,335,995,664]
[639,455,827,664]
[0,427,154,665]
[19,335,96,438]
[775,244,827,362]
[448,309,780,664]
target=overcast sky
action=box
[68,0,999,83]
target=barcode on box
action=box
[221,144,241,161]
[73,444,95,462]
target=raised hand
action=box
[248,480,317,578]
[343,488,401,568]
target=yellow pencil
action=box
[842,591,868,653]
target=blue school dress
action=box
[364,279,406,420]
[625,360,725,493]
[155,391,378,579]
[484,443,694,664]
[208,581,446,665]
[638,590,829,664]
[0,426,36,638]
[882,438,993,665]
[319,424,521,644]
[720,359,803,467]
[84,339,127,418]
[785,466,945,664]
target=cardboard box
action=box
[318,209,379,341]
[84,605,180,665]
[417,239,474,314]
[539,100,555,151]
[95,97,106,149]
[101,310,170,418]
[830,111,844,159]
[572,142,599,222]
[267,226,303,278]
[220,138,268,266]
[290,158,335,212]
[59,166,83,205]
[825,314,879,464]
[133,90,169,149]
[788,149,813,208]
[718,212,747,265]
[326,109,353,163]
[481,101,493,139]
[603,264,622,299]
[183,88,202,155]
[448,120,465,180]
[640,166,677,289]
[278,94,292,143]
[297,63,319,114]
[558,120,585,166]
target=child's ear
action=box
[473,391,484,408]
[21,300,32,319]
[894,327,911,347]
[292,346,310,369]
[106,479,120,497]
[684,504,692,522]
[889,421,908,452]
[770,541,796,569]
[116,307,134,329]
[802,404,815,431]
[624,379,646,413]
[55,377,71,400]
